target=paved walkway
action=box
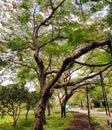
[73,109,112,120]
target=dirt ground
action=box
[64,112,112,130]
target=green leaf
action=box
[17,10,30,24]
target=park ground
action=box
[65,109,112,130]
[0,109,112,130]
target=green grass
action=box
[0,110,73,130]
[81,112,108,130]
[0,110,108,130]
[91,115,106,130]
[93,107,112,113]
[0,111,34,130]
[44,111,73,130]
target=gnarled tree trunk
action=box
[32,93,49,130]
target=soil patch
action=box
[65,111,112,130]
[65,112,94,130]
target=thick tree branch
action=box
[45,37,109,94]
[33,0,66,75]
[64,82,97,101]
[45,70,58,75]
[70,82,98,95]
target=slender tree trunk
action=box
[26,108,30,120]
[61,104,66,118]
[13,120,17,127]
[1,108,5,118]
[80,100,83,109]
[12,105,20,127]
[61,100,66,118]
[47,105,50,116]
[60,94,72,118]
[12,117,17,127]
[32,95,48,130]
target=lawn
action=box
[90,114,112,130]
[0,109,108,130]
[0,110,73,130]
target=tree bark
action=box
[32,37,110,129]
[80,100,83,109]
[61,96,69,118]
[1,108,5,118]
[60,91,74,118]
[32,95,48,130]
[47,105,51,116]
[61,101,66,118]
[26,108,30,120]
[12,107,20,127]
[13,119,17,127]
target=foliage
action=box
[0,0,112,129]
[0,0,111,79]
[26,91,40,110]
[68,90,85,105]
[0,84,28,125]
[0,84,39,126]
[16,67,37,82]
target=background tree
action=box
[0,83,29,126]
[25,91,40,120]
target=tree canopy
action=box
[0,0,112,130]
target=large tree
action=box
[0,0,112,130]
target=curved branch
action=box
[14,61,32,68]
[45,70,58,75]
[54,63,112,89]
[39,35,66,49]
[50,0,54,10]
[38,0,66,29]
[74,60,112,67]
[45,37,109,94]
[45,54,52,71]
